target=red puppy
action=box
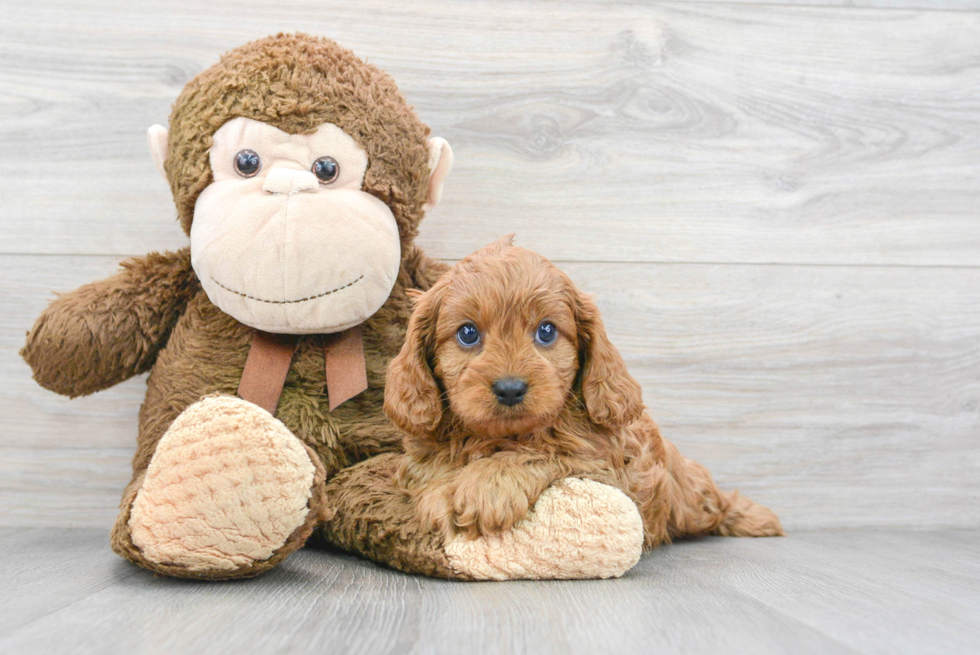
[385,238,784,546]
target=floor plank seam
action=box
[5,252,980,271]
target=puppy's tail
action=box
[715,491,785,537]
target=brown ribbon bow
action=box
[237,326,368,415]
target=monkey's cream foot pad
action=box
[445,478,644,580]
[128,395,317,573]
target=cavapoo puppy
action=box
[385,237,783,547]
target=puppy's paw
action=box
[413,481,459,536]
[452,475,531,539]
[445,478,643,580]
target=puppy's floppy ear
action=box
[385,285,446,438]
[573,287,645,429]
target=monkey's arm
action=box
[21,248,198,397]
[320,453,644,580]
[319,453,463,578]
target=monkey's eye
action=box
[535,321,558,345]
[233,149,261,178]
[312,156,340,184]
[456,323,481,348]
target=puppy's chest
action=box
[454,429,628,476]
[454,431,575,463]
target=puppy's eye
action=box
[312,156,340,184]
[234,149,261,178]
[456,323,481,347]
[535,321,558,345]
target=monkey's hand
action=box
[21,248,198,397]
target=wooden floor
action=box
[1,528,977,655]
[3,0,980,536]
[2,1,979,653]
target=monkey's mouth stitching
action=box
[212,275,364,304]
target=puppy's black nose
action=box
[492,378,528,407]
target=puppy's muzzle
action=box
[492,378,528,407]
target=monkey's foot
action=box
[444,478,643,580]
[125,395,324,578]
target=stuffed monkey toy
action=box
[21,33,644,580]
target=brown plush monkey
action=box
[21,34,644,580]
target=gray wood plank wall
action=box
[1,0,977,531]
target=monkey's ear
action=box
[423,137,453,212]
[574,287,645,430]
[384,285,446,439]
[147,124,169,181]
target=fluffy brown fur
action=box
[166,32,431,248]
[21,34,459,579]
[385,238,785,545]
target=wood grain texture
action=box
[2,255,977,529]
[0,1,978,264]
[3,2,978,649]
[1,0,978,531]
[683,0,980,10]
[0,528,978,655]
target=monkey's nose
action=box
[492,378,528,407]
[262,167,320,195]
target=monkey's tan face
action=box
[191,117,401,334]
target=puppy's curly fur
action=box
[385,237,784,546]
